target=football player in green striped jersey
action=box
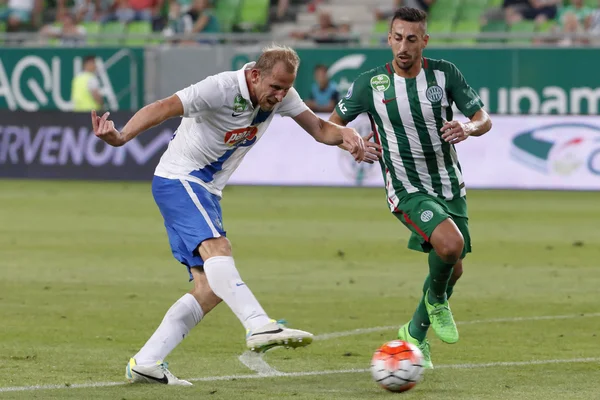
[330,7,492,369]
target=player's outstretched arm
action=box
[91,94,184,147]
[329,110,382,164]
[440,109,492,145]
[293,109,366,162]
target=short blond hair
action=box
[254,44,300,75]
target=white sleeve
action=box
[175,75,225,118]
[277,87,309,117]
[87,76,100,91]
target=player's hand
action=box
[91,110,125,147]
[363,132,382,164]
[340,127,366,163]
[440,119,473,144]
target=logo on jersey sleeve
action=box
[426,85,444,103]
[345,83,354,99]
[232,94,248,116]
[370,74,390,92]
[224,126,258,147]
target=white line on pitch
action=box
[314,312,600,341]
[238,351,282,376]
[2,357,598,393]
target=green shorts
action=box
[393,193,471,259]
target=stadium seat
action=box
[47,22,62,46]
[452,20,480,46]
[215,0,241,32]
[126,21,153,46]
[101,22,126,46]
[537,20,556,33]
[82,21,101,45]
[371,20,389,46]
[237,0,270,32]
[428,0,460,21]
[428,20,454,45]
[509,20,535,45]
[479,20,507,43]
[487,0,503,7]
[0,21,5,44]
[457,5,485,22]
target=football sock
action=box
[203,256,271,332]
[408,269,457,342]
[134,293,203,366]
[408,299,429,342]
[427,251,455,304]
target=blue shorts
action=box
[152,176,226,279]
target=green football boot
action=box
[397,322,433,369]
[424,289,459,344]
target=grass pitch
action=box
[0,180,599,399]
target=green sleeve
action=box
[446,63,484,118]
[334,74,370,123]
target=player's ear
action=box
[250,69,260,84]
[423,34,429,48]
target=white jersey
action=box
[154,62,309,197]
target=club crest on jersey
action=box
[370,74,390,92]
[233,94,248,113]
[426,85,444,103]
[224,126,258,147]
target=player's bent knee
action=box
[436,236,464,264]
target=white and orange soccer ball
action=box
[370,340,425,393]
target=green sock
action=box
[408,298,429,342]
[427,251,455,304]
[409,273,457,342]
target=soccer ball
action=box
[370,340,424,393]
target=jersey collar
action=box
[237,62,254,106]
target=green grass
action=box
[0,180,599,399]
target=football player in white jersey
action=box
[92,44,381,386]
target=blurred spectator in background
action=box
[104,0,163,25]
[40,11,86,45]
[375,0,435,21]
[557,0,593,27]
[0,0,42,31]
[505,0,561,25]
[555,0,594,45]
[270,0,290,22]
[56,0,111,22]
[163,0,218,44]
[589,0,600,36]
[306,64,338,113]
[71,55,103,112]
[290,10,348,43]
[483,0,528,25]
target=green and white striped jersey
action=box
[335,58,483,209]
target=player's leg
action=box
[420,218,463,344]
[399,258,463,369]
[199,237,314,353]
[127,267,221,385]
[126,176,226,385]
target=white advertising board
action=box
[229,114,600,191]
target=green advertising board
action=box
[233,47,600,115]
[0,48,144,111]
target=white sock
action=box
[134,293,203,366]
[203,256,271,332]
